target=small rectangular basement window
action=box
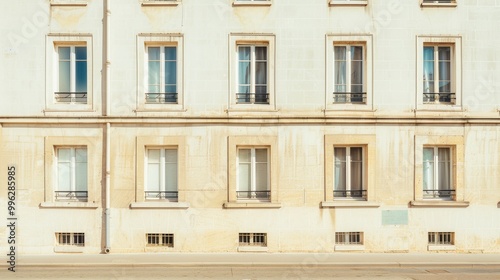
[56,232,85,246]
[428,232,454,245]
[239,233,267,247]
[146,233,174,247]
[335,232,363,245]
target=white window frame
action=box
[332,45,367,104]
[137,34,184,113]
[145,147,178,202]
[41,136,100,209]
[329,0,368,6]
[236,147,270,201]
[333,146,366,200]
[55,147,88,201]
[145,46,178,104]
[236,45,269,105]
[326,35,373,112]
[229,34,276,111]
[421,0,457,7]
[335,232,363,245]
[422,45,455,105]
[55,45,88,104]
[423,146,453,200]
[45,34,93,112]
[416,36,462,111]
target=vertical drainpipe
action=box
[104,0,111,254]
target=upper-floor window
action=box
[423,45,454,104]
[423,147,453,200]
[56,147,87,201]
[229,34,275,111]
[416,36,461,110]
[237,45,269,105]
[333,45,365,104]
[146,148,178,201]
[146,46,178,104]
[56,46,87,104]
[237,147,270,201]
[137,34,184,112]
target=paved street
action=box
[2,266,500,279]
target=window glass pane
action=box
[423,148,434,190]
[351,61,363,91]
[165,162,178,192]
[255,46,267,60]
[238,62,250,85]
[164,47,177,60]
[255,162,268,191]
[75,46,87,60]
[438,47,450,60]
[255,85,267,94]
[75,148,87,163]
[351,46,363,61]
[239,149,251,163]
[334,47,347,93]
[334,148,346,191]
[58,162,71,191]
[255,149,267,163]
[438,148,450,190]
[238,163,251,192]
[423,47,435,94]
[59,47,70,59]
[164,61,177,90]
[238,46,250,60]
[147,149,160,191]
[58,148,71,162]
[350,147,363,191]
[148,47,160,60]
[148,47,161,93]
[59,60,71,92]
[75,162,87,192]
[75,60,87,92]
[255,61,267,85]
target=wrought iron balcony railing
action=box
[146,92,178,104]
[236,93,270,104]
[55,191,88,201]
[423,189,456,199]
[55,92,87,103]
[236,190,271,200]
[334,189,367,199]
[333,92,366,104]
[145,191,178,201]
[423,92,455,103]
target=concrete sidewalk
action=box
[8,253,500,267]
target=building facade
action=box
[1,0,500,254]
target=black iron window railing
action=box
[145,191,178,201]
[423,189,456,199]
[423,92,455,103]
[333,92,366,104]
[334,189,367,199]
[55,92,87,103]
[236,191,270,200]
[146,92,178,103]
[55,191,88,201]
[236,93,269,104]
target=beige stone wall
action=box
[1,0,500,254]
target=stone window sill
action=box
[40,202,99,209]
[410,200,469,208]
[335,245,365,251]
[238,246,268,252]
[428,245,456,251]
[50,1,87,6]
[233,1,272,7]
[141,1,179,6]
[223,202,282,209]
[329,0,368,6]
[321,201,380,208]
[129,202,190,209]
[421,2,457,8]
[54,246,84,253]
